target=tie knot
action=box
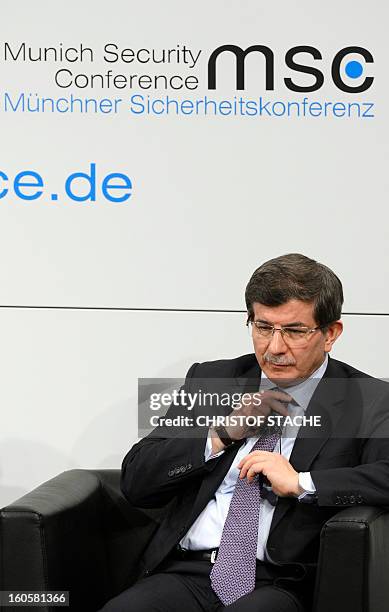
[251,431,280,453]
[260,383,298,408]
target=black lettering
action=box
[104,43,119,63]
[284,46,324,92]
[55,69,72,88]
[4,42,25,61]
[332,46,374,93]
[207,44,274,90]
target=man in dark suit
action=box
[101,253,389,612]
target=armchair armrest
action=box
[0,469,159,612]
[313,506,389,612]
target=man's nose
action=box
[267,328,288,354]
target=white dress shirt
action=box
[180,356,328,561]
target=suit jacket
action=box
[121,354,389,579]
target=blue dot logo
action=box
[345,60,363,79]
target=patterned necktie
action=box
[210,432,280,606]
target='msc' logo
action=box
[208,45,374,93]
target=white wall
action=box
[0,308,387,506]
[0,0,388,506]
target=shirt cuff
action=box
[298,471,317,499]
[204,431,225,461]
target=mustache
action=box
[263,353,296,366]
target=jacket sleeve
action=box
[120,362,222,508]
[311,392,389,507]
[311,449,389,507]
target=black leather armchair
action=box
[1,469,389,612]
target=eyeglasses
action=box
[250,321,324,347]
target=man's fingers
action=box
[238,452,272,478]
[257,390,290,416]
[261,390,292,403]
[237,450,272,469]
[242,397,288,418]
[246,464,264,482]
[265,398,289,416]
[243,390,291,410]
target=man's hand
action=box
[226,389,291,441]
[210,391,292,454]
[237,451,303,497]
[210,389,291,454]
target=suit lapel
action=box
[269,357,349,535]
[235,359,262,393]
[185,356,260,529]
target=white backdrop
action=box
[0,0,388,506]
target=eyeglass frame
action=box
[247,319,329,344]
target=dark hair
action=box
[245,253,343,327]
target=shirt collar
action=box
[260,355,328,412]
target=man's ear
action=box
[324,320,343,352]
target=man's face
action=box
[251,299,342,385]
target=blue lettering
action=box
[102,173,132,202]
[14,171,43,200]
[259,97,272,116]
[65,163,96,202]
[0,171,8,198]
[130,94,145,114]
[5,92,24,112]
